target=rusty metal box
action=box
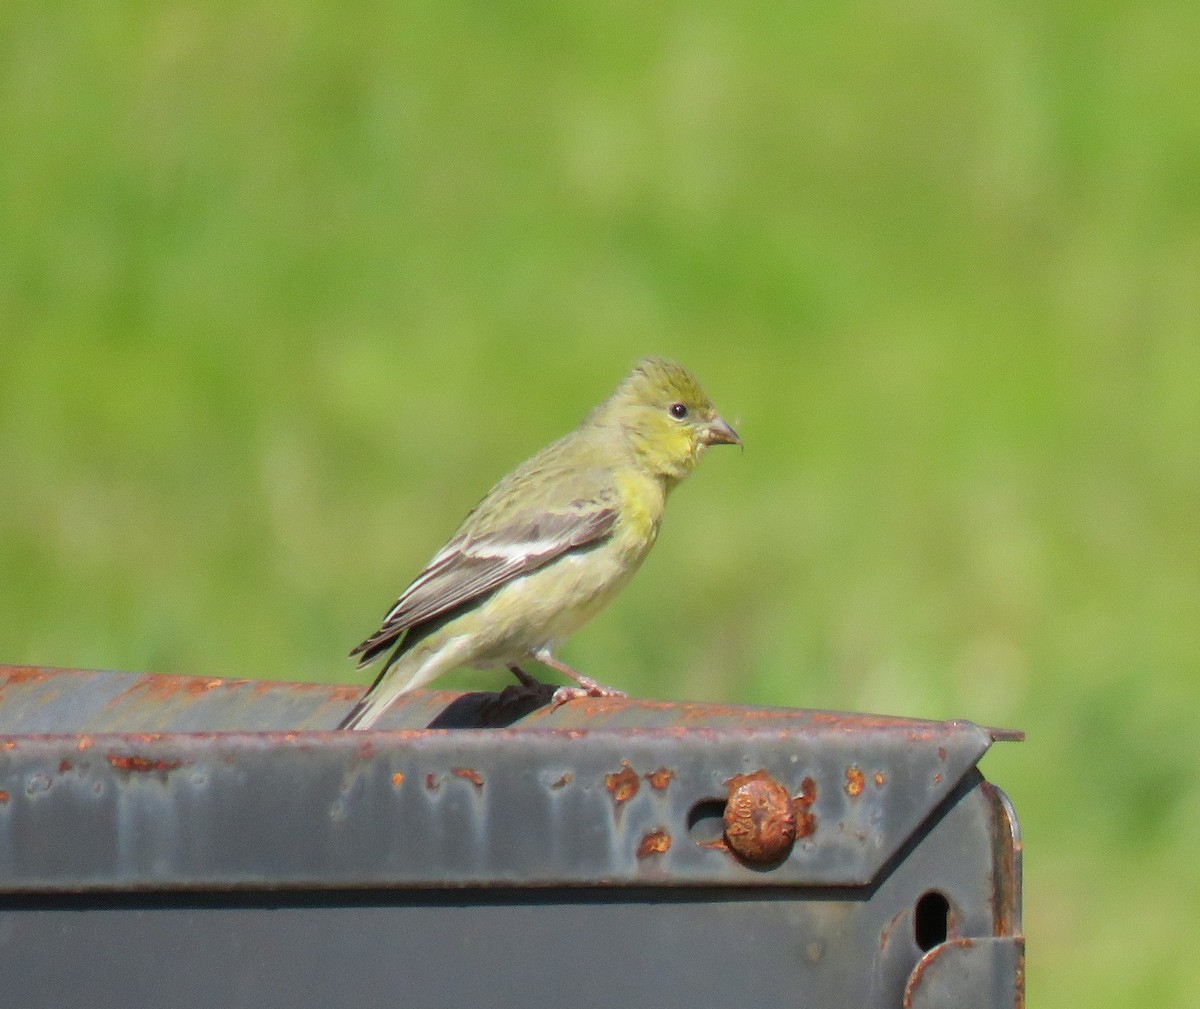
[0,666,1023,1008]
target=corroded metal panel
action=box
[0,666,1024,1008]
[2,724,994,890]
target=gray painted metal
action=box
[0,666,1024,1008]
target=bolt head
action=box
[723,771,797,866]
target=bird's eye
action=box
[669,402,689,419]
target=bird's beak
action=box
[702,415,742,447]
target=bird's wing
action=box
[351,495,618,663]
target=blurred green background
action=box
[2,2,1197,1005]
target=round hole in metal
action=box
[686,798,727,844]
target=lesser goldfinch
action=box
[339,357,740,729]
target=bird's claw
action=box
[548,680,627,711]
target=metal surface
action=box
[0,664,1030,736]
[904,938,1026,1009]
[0,665,1024,1008]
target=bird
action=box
[338,357,740,729]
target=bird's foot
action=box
[528,652,627,710]
[548,677,627,711]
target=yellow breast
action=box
[613,468,666,560]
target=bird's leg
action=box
[533,649,627,709]
[494,664,556,704]
[507,664,549,690]
[479,665,557,721]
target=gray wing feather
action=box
[351,502,617,663]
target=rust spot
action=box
[792,776,818,839]
[77,735,93,752]
[106,754,182,775]
[0,790,8,803]
[933,773,942,784]
[637,828,672,858]
[874,771,885,787]
[391,772,405,787]
[452,767,484,788]
[796,809,816,839]
[937,746,947,761]
[550,772,573,789]
[845,766,865,797]
[0,667,50,686]
[58,759,72,773]
[723,769,796,866]
[645,767,675,790]
[880,909,905,950]
[425,773,441,790]
[605,761,639,805]
[122,674,237,700]
[2,741,15,751]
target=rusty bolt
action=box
[723,770,797,866]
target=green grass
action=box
[2,4,1198,1006]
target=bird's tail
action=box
[336,694,380,730]
[337,645,453,729]
[337,666,410,730]
[339,627,412,729]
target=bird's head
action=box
[594,357,741,484]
